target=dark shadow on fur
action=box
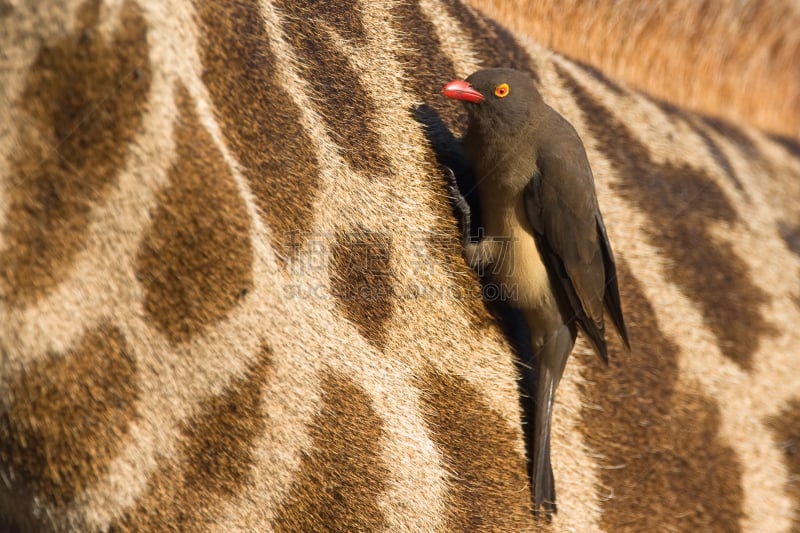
[489,301,542,517]
[412,104,482,236]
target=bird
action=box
[441,68,630,519]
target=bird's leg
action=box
[443,166,499,273]
[442,166,505,277]
[443,166,472,246]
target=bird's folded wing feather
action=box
[524,153,608,360]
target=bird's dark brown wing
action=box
[524,154,610,362]
[595,212,630,349]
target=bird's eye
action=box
[494,83,510,98]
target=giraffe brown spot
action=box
[0,0,150,306]
[330,227,395,350]
[556,64,775,370]
[653,98,745,191]
[111,346,273,531]
[299,0,366,44]
[196,0,319,262]
[483,16,540,80]
[273,373,389,533]
[136,84,253,345]
[700,115,760,160]
[767,399,800,532]
[180,356,270,499]
[691,118,746,192]
[578,260,745,531]
[441,0,538,81]
[572,59,626,96]
[0,324,138,508]
[417,368,532,531]
[274,0,393,176]
[109,461,183,533]
[769,133,800,158]
[779,221,800,258]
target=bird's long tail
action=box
[532,324,574,521]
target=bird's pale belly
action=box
[487,218,555,312]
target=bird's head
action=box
[441,68,542,133]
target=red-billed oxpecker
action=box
[442,68,629,519]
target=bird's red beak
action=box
[441,79,485,104]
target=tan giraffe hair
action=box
[1,0,799,531]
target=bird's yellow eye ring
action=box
[494,83,510,98]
